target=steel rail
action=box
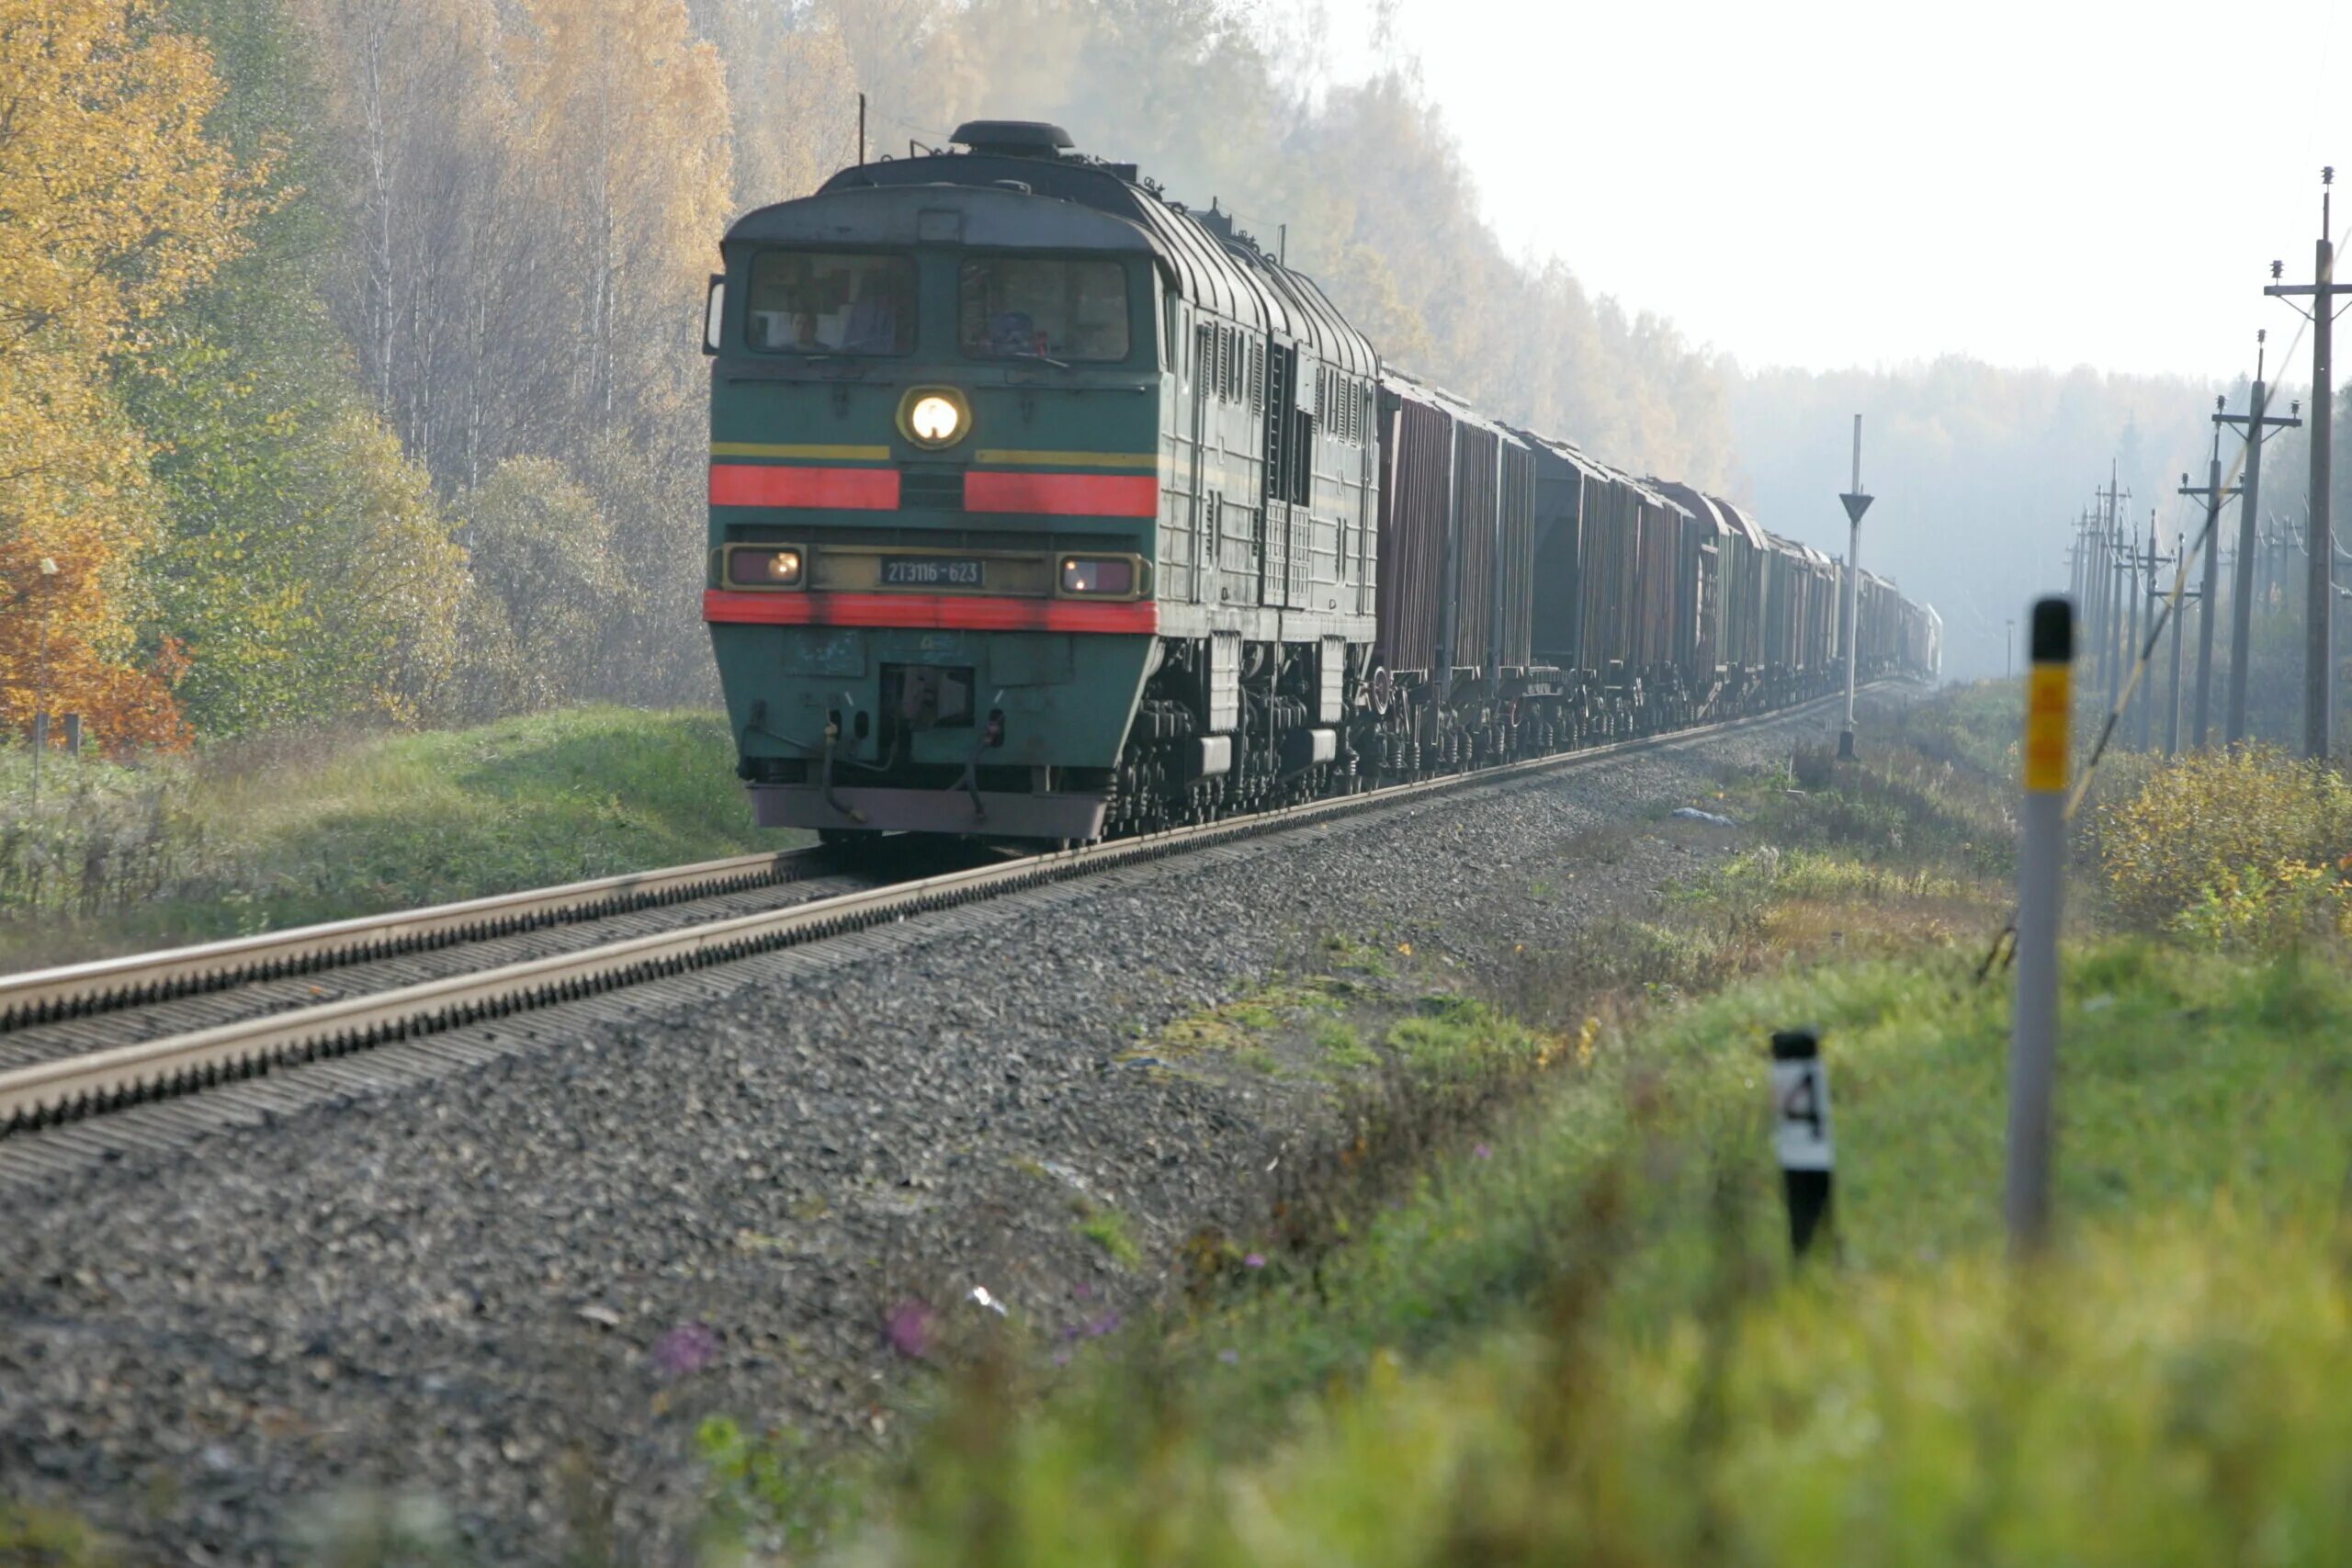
[0,691,1867,1136]
[0,845,844,1030]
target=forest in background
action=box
[1,0,2257,745]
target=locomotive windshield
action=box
[744,251,913,355]
[957,255,1131,363]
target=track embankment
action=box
[1,698,1854,1565]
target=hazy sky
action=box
[1316,0,2347,379]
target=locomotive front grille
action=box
[900,468,967,511]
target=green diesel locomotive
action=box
[704,120,1389,842]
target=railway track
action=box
[0,838,1003,1070]
[0,693,1860,1176]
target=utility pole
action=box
[1838,413,1873,760]
[2095,505,2113,694]
[2007,616,2017,679]
[2121,504,2143,736]
[2220,332,2301,744]
[2165,521,2187,753]
[2081,509,2102,693]
[2097,465,2130,713]
[2141,510,2172,752]
[2084,507,2104,694]
[2182,408,2240,750]
[2267,166,2349,759]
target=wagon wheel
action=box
[1368,663,1396,716]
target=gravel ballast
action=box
[0,703,1849,1563]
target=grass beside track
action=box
[690,687,2352,1566]
[0,708,797,973]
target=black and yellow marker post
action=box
[2005,596,2073,1254]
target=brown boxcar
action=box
[1374,380,1450,681]
[1582,463,1643,688]
[1495,435,1537,671]
[1516,429,1609,671]
[1713,498,1770,681]
[1376,371,1535,689]
[1451,412,1498,682]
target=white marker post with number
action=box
[1770,1027,1834,1260]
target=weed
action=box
[695,1416,862,1557]
[1077,1208,1142,1269]
[0,1504,117,1567]
[1322,931,1396,977]
[1315,1018,1376,1069]
[2101,744,2352,945]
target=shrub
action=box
[2100,745,2352,942]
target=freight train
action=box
[699,120,1940,842]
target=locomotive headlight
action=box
[910,396,961,442]
[1059,556,1139,596]
[727,545,805,586]
[899,386,970,450]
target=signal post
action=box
[1838,414,1872,760]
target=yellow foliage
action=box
[512,0,732,431]
[2101,745,2352,942]
[0,0,256,747]
[720,17,857,206]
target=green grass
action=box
[1077,1208,1143,1269]
[834,942,2352,1567]
[1313,1018,1376,1070]
[738,687,2352,1565]
[0,707,797,970]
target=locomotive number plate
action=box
[881,556,985,588]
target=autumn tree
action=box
[131,0,466,734]
[303,0,520,489]
[446,457,628,717]
[509,0,731,446]
[0,0,254,748]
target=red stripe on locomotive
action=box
[963,471,1158,517]
[709,464,901,510]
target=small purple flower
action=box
[885,1299,933,1359]
[650,1321,719,1379]
[1052,1348,1072,1367]
[1472,1144,1493,1161]
[1217,1348,1238,1365]
[1084,1312,1123,1338]
[1243,1252,1266,1270]
[1072,1280,1093,1301]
